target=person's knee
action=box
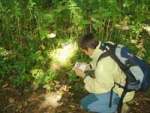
[80,94,98,111]
[80,98,89,110]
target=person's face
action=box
[81,48,94,57]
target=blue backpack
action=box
[97,42,150,113]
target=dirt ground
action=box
[0,82,150,113]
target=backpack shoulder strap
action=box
[96,42,117,66]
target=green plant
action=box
[0,0,149,90]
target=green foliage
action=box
[31,68,57,90]
[0,0,149,90]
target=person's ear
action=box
[87,48,94,56]
[81,49,88,55]
[84,50,89,55]
[87,48,90,52]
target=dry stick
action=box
[88,16,92,33]
[109,26,113,41]
[17,17,20,36]
[136,31,140,41]
[108,21,114,41]
[106,19,110,41]
[98,26,101,40]
[143,97,150,102]
[102,20,106,41]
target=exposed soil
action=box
[0,82,150,113]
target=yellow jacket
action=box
[84,42,135,102]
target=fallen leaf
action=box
[2,83,9,88]
[18,104,23,109]
[9,97,15,103]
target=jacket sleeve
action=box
[84,57,117,94]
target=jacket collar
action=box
[90,42,104,68]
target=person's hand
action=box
[74,68,85,78]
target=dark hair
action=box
[78,33,99,50]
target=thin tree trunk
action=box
[116,0,124,10]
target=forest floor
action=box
[0,80,150,113]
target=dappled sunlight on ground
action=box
[0,83,87,113]
[1,82,150,113]
[40,92,63,109]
